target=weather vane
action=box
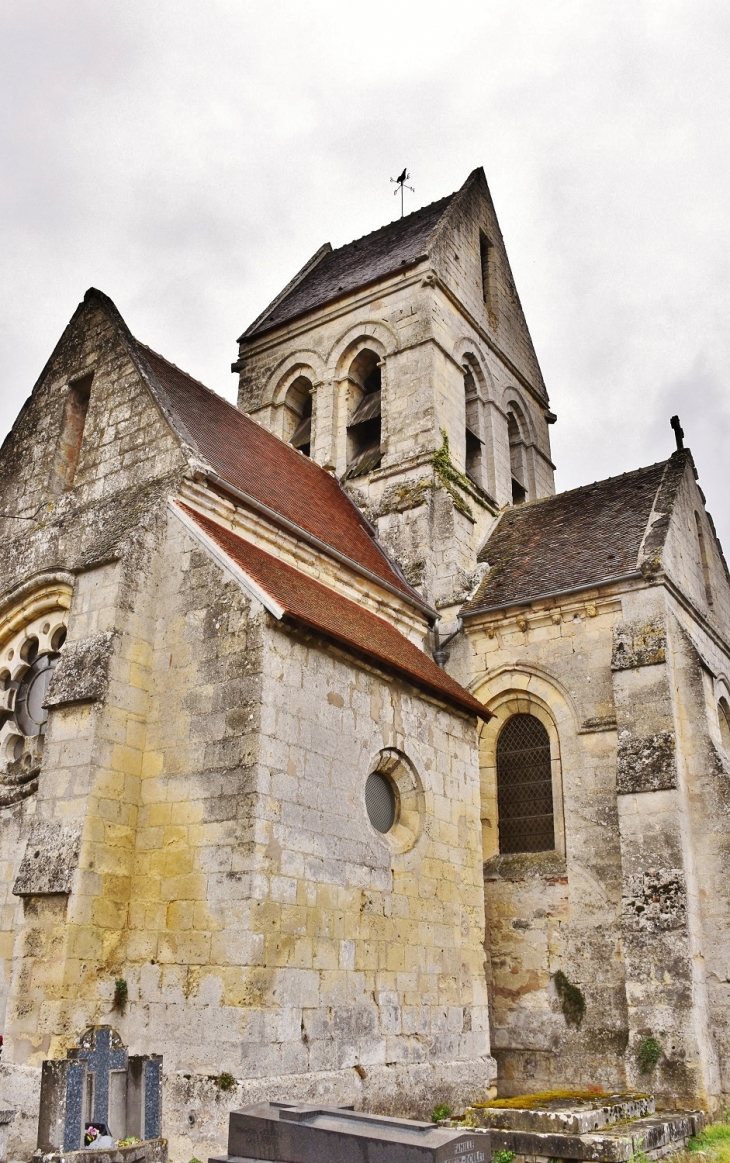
[390,168,414,218]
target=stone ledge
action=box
[12,820,82,895]
[44,630,116,708]
[484,851,567,881]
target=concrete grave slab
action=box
[212,1101,490,1163]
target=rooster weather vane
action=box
[390,168,414,217]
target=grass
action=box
[672,1121,730,1163]
[689,1123,730,1161]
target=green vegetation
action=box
[637,1036,662,1074]
[113,978,128,1011]
[492,1151,516,1163]
[217,1072,235,1091]
[432,430,491,519]
[689,1122,730,1158]
[431,1104,452,1123]
[553,971,586,1028]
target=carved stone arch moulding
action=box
[472,668,571,860]
[328,320,397,378]
[269,352,326,407]
[363,746,426,861]
[0,577,73,805]
[453,337,496,400]
[502,388,537,441]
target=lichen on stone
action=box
[611,618,666,671]
[616,728,676,793]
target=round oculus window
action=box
[365,771,397,833]
[14,654,59,738]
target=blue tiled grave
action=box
[36,1026,162,1154]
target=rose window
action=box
[0,609,69,804]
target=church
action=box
[1,167,729,1162]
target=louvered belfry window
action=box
[496,713,555,854]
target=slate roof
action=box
[127,337,424,609]
[241,195,456,340]
[181,505,491,721]
[463,456,689,616]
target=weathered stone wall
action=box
[461,592,629,1095]
[120,512,493,1159]
[461,539,730,1110]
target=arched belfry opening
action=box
[284,375,314,457]
[463,360,484,488]
[345,349,382,478]
[507,407,528,505]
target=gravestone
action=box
[36,1026,162,1154]
[211,1102,491,1163]
[0,1110,15,1163]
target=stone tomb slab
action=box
[470,1093,655,1135]
[212,1102,490,1163]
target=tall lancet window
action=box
[285,376,314,457]
[464,363,484,487]
[507,410,527,504]
[346,349,382,478]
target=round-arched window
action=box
[365,770,397,833]
[496,713,555,854]
[719,698,730,753]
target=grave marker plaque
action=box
[211,1102,490,1163]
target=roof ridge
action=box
[328,192,455,254]
[510,457,674,512]
[138,341,237,408]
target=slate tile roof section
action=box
[182,505,491,722]
[134,343,421,606]
[241,195,456,340]
[464,458,683,616]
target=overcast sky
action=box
[2,0,729,550]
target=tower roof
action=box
[240,193,457,340]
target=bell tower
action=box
[233,167,556,616]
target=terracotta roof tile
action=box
[242,195,456,339]
[464,458,682,615]
[135,344,422,607]
[182,505,490,722]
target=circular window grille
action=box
[365,771,397,833]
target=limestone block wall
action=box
[121,515,493,1094]
[461,591,629,1095]
[612,587,721,1107]
[663,604,730,1099]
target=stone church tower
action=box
[0,167,729,1161]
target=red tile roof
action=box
[131,342,423,608]
[464,457,688,615]
[241,194,456,339]
[181,505,491,722]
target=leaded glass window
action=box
[496,713,555,854]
